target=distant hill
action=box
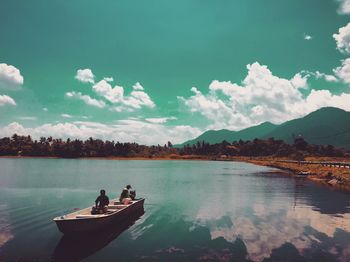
[178,107,350,149]
[177,121,277,146]
[262,107,350,149]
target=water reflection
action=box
[0,204,13,248]
[194,178,350,262]
[0,159,349,262]
[52,209,145,261]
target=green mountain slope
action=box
[179,107,350,149]
[262,107,350,149]
[178,122,277,146]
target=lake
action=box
[0,158,349,262]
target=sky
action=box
[1,0,350,145]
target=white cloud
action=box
[93,80,124,103]
[133,82,144,90]
[290,73,309,89]
[70,69,156,112]
[305,89,350,111]
[61,114,72,118]
[18,116,37,121]
[333,58,350,83]
[0,120,202,145]
[92,80,155,111]
[304,34,312,40]
[0,95,16,106]
[333,22,350,53]
[314,71,338,82]
[103,77,114,82]
[42,107,48,111]
[178,62,350,130]
[125,90,155,109]
[75,69,95,84]
[65,91,106,108]
[337,0,350,14]
[145,117,177,124]
[0,63,24,89]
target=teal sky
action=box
[1,0,350,144]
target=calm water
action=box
[0,158,349,262]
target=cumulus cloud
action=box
[70,69,156,112]
[125,90,155,109]
[0,63,24,89]
[61,114,72,118]
[145,117,177,124]
[92,80,155,111]
[103,77,114,82]
[93,80,124,103]
[337,0,350,14]
[75,69,95,84]
[304,34,312,40]
[290,73,309,89]
[0,120,202,145]
[18,116,37,121]
[333,22,350,53]
[178,62,350,130]
[333,58,350,83]
[314,71,338,82]
[133,82,144,90]
[0,95,16,106]
[65,91,106,108]
[305,89,350,110]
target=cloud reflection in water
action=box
[0,204,13,248]
[193,189,350,262]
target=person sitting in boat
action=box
[93,189,110,214]
[129,190,136,200]
[119,185,132,204]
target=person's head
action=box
[100,189,106,195]
[126,185,132,190]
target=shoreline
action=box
[0,155,210,161]
[1,155,350,192]
[235,156,350,193]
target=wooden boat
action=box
[53,198,145,234]
[53,209,145,261]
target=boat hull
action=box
[54,198,145,234]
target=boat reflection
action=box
[52,209,145,261]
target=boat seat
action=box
[76,214,102,218]
[108,205,127,209]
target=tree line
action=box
[0,134,346,159]
[179,137,345,158]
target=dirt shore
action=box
[233,156,350,192]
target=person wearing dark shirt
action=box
[95,189,109,212]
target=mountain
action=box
[177,121,277,146]
[179,107,350,149]
[262,107,350,149]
